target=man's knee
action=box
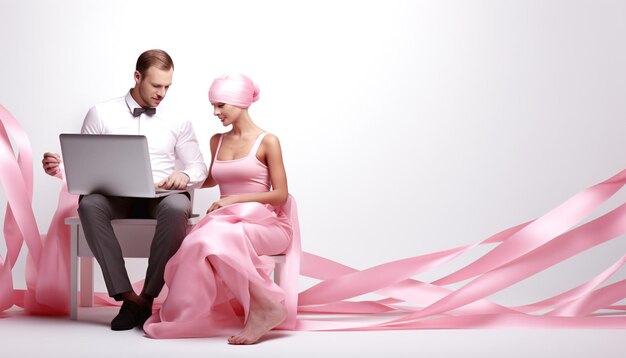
[157,194,192,219]
[77,194,109,216]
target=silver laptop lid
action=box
[59,133,158,197]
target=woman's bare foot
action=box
[228,299,287,345]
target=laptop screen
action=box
[59,134,158,197]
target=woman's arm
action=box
[201,133,221,188]
[207,133,288,212]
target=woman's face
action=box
[212,102,242,126]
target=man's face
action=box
[134,66,173,108]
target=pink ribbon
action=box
[1,104,77,315]
[2,103,625,330]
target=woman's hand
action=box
[207,196,239,213]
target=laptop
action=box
[59,133,187,198]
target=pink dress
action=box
[143,133,299,338]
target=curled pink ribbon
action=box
[2,103,625,330]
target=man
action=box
[42,49,208,330]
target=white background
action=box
[2,0,626,307]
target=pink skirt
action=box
[143,201,293,338]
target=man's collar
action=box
[124,90,156,116]
[124,90,141,115]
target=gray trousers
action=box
[77,193,191,300]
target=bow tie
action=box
[132,107,156,117]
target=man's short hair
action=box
[136,49,174,76]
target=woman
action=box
[143,73,297,344]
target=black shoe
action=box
[111,301,142,331]
[138,305,153,328]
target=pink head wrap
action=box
[208,73,260,108]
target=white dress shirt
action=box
[80,91,208,186]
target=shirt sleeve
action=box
[80,106,103,134]
[175,120,208,187]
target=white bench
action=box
[65,216,286,320]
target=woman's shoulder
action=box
[259,132,283,157]
[208,132,226,153]
[260,132,280,144]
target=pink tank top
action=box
[211,133,271,198]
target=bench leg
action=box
[80,257,94,307]
[273,262,283,287]
[69,223,79,320]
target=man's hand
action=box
[42,152,62,176]
[155,171,190,190]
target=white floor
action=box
[1,306,624,358]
